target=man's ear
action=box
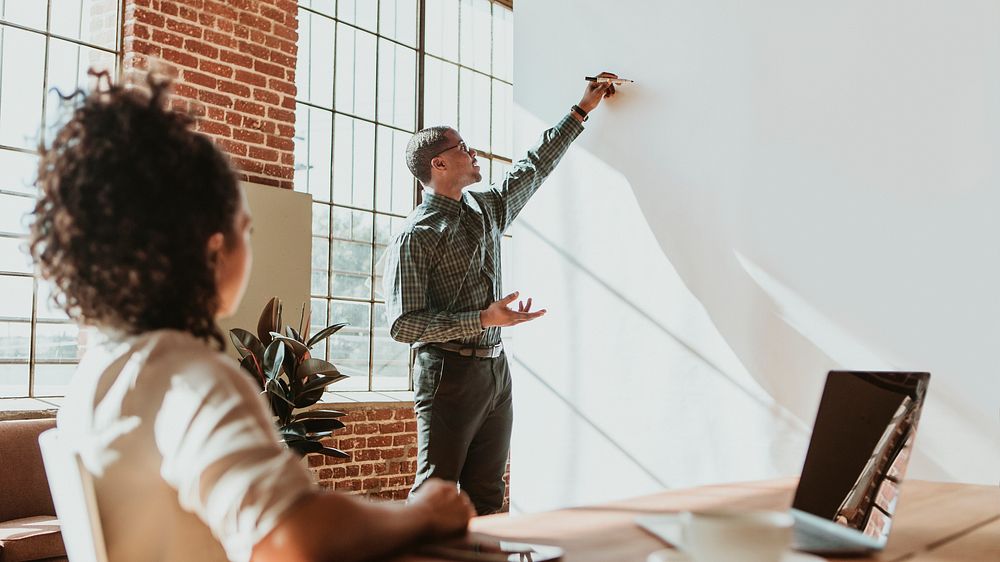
[431,156,447,173]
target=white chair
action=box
[37,428,109,562]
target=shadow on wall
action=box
[512,0,1000,486]
[506,109,810,513]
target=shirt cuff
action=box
[556,113,586,137]
[457,310,484,336]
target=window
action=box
[0,0,122,399]
[295,0,513,391]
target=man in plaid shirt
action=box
[383,73,619,514]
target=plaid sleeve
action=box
[383,230,484,344]
[487,114,584,232]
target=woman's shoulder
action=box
[75,328,255,410]
[136,329,255,395]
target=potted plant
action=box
[230,297,351,459]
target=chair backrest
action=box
[38,428,109,562]
[0,418,57,522]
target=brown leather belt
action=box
[431,342,503,359]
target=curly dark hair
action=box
[29,71,241,349]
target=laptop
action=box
[637,370,930,557]
[789,370,930,555]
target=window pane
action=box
[372,303,409,390]
[34,322,82,361]
[1,1,47,31]
[373,214,405,301]
[311,236,330,296]
[50,0,120,50]
[33,363,77,397]
[0,193,33,236]
[296,8,335,108]
[492,3,512,82]
[491,80,512,158]
[309,297,328,360]
[294,104,332,201]
[0,27,45,149]
[375,126,414,215]
[299,0,335,18]
[36,280,68,321]
[331,207,373,299]
[459,0,491,73]
[424,0,458,62]
[459,68,490,153]
[45,39,116,134]
[337,0,377,33]
[378,0,417,47]
[312,202,330,237]
[376,39,416,131]
[0,363,29,398]
[478,157,491,188]
[0,320,30,359]
[332,114,375,209]
[0,150,38,195]
[335,23,376,120]
[0,237,30,273]
[491,158,511,184]
[423,56,458,128]
[328,300,370,390]
[0,275,32,319]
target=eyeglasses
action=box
[435,141,474,158]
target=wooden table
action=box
[396,480,1000,561]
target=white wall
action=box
[508,0,1000,512]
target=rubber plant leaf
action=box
[270,333,310,359]
[301,418,346,433]
[262,339,285,382]
[230,328,264,361]
[306,323,349,350]
[293,410,347,420]
[301,374,348,395]
[297,358,341,379]
[256,297,279,346]
[240,354,265,389]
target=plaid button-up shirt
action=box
[383,115,584,347]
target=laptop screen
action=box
[791,371,930,545]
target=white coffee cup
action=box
[681,509,794,562]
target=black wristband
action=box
[571,104,588,122]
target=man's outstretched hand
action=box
[578,71,619,114]
[480,291,546,328]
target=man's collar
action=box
[422,189,463,216]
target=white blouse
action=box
[57,329,315,562]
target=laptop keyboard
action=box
[793,523,861,553]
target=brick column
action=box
[122,0,298,189]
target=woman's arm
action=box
[252,478,475,562]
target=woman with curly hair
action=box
[29,72,473,562]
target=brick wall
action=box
[304,402,511,510]
[306,403,418,500]
[123,0,298,189]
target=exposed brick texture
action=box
[123,0,298,189]
[304,402,510,510]
[303,404,416,501]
